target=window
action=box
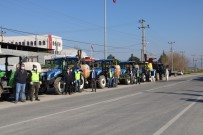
[31,41,33,46]
[22,42,25,45]
[15,42,18,45]
[19,42,21,45]
[34,41,36,46]
[39,41,42,45]
[27,41,29,46]
[53,41,55,46]
[43,41,46,45]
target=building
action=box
[3,34,62,54]
[0,42,54,64]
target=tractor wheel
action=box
[38,85,47,95]
[125,78,130,85]
[98,75,106,89]
[0,85,3,99]
[80,74,85,90]
[54,77,65,95]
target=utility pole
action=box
[200,55,203,69]
[138,19,149,62]
[180,51,185,71]
[104,0,107,59]
[0,26,6,42]
[191,54,196,70]
[168,41,175,71]
[0,26,6,54]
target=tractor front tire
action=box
[54,77,65,95]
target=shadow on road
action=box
[154,91,203,97]
[180,98,203,103]
[192,77,203,81]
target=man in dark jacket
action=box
[64,68,73,95]
[91,67,97,92]
[14,63,27,103]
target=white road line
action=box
[0,79,191,129]
[153,96,202,135]
[146,80,189,92]
[0,92,143,129]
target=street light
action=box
[168,41,175,71]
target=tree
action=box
[107,54,120,65]
[166,52,189,71]
[158,50,167,64]
[107,54,114,59]
[128,56,140,63]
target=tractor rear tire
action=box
[98,75,106,89]
[54,77,65,95]
[0,85,3,99]
[80,74,85,91]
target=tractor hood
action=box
[46,68,62,80]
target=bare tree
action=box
[166,52,189,71]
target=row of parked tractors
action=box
[0,50,166,99]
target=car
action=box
[177,71,184,75]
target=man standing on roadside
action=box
[74,69,81,92]
[30,65,41,101]
[64,68,73,95]
[14,63,27,103]
[91,67,97,92]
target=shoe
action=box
[21,100,26,102]
[14,101,18,104]
[35,99,40,101]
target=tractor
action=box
[93,59,120,88]
[0,55,41,100]
[119,61,137,85]
[0,54,22,99]
[41,50,90,94]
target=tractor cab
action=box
[0,54,22,99]
[119,61,137,84]
[93,59,120,88]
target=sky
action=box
[0,0,203,66]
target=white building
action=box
[3,34,62,54]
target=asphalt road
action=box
[0,74,203,135]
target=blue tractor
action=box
[41,54,85,95]
[119,61,137,85]
[93,59,120,88]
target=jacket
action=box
[14,69,28,84]
[64,71,73,84]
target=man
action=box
[165,66,169,81]
[30,65,40,101]
[14,63,27,103]
[64,68,73,95]
[107,68,113,88]
[136,68,140,84]
[91,67,97,92]
[74,69,81,92]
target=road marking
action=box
[153,96,202,135]
[0,79,192,129]
[0,92,143,129]
[146,80,189,92]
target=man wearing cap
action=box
[14,63,28,103]
[30,65,41,101]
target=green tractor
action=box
[0,55,22,100]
